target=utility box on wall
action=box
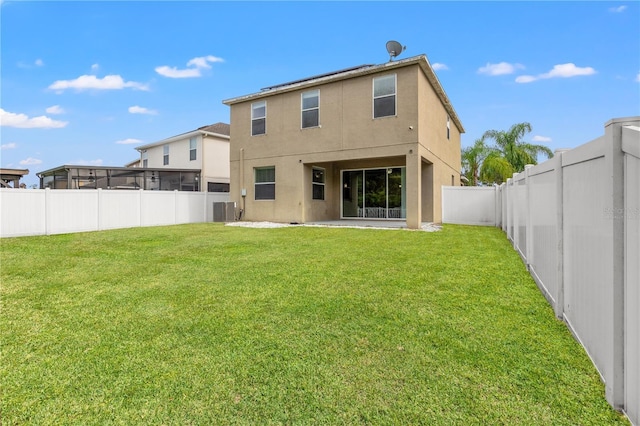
[213,202,236,222]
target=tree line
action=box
[461,122,554,186]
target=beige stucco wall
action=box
[202,136,230,188]
[229,61,462,226]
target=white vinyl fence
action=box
[0,189,231,238]
[442,117,640,424]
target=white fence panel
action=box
[561,138,613,386]
[140,191,176,227]
[0,190,46,237]
[513,175,528,260]
[176,192,206,224]
[100,190,141,230]
[0,190,231,238]
[623,126,640,424]
[441,186,497,226]
[47,190,99,235]
[528,161,560,309]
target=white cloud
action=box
[609,5,627,12]
[115,138,143,145]
[48,74,149,92]
[156,55,224,78]
[128,105,157,115]
[188,55,224,68]
[46,105,65,115]
[91,63,99,72]
[0,108,68,128]
[20,157,43,166]
[18,59,44,68]
[478,62,524,76]
[636,72,640,82]
[532,135,552,142]
[432,63,449,71]
[516,63,596,83]
[1,142,17,150]
[514,75,537,83]
[155,66,201,78]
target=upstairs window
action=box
[163,145,169,165]
[373,74,396,118]
[254,166,275,200]
[190,137,197,161]
[252,101,266,136]
[142,151,148,168]
[447,115,450,140]
[301,90,319,128]
[312,167,325,200]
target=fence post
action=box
[604,119,626,409]
[501,183,507,232]
[505,178,512,241]
[525,165,533,269]
[512,172,519,250]
[554,150,567,320]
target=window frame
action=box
[301,89,320,129]
[251,101,267,136]
[372,74,397,119]
[189,137,197,161]
[312,167,325,200]
[163,145,169,165]
[254,166,275,200]
[447,115,450,140]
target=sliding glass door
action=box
[342,167,406,219]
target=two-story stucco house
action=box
[222,55,464,228]
[135,122,231,192]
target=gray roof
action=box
[136,122,230,151]
[198,122,230,136]
[222,55,464,133]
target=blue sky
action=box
[1,1,638,187]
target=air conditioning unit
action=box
[213,202,236,222]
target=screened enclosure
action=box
[38,166,201,191]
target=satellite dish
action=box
[386,40,406,61]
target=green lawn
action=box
[0,224,628,425]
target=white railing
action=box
[0,189,231,238]
[356,207,406,219]
[442,117,640,424]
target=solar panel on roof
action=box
[260,64,375,91]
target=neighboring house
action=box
[222,54,464,228]
[124,158,142,168]
[1,168,29,188]
[135,123,230,192]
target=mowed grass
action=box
[0,224,628,425]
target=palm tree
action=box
[461,137,489,186]
[480,122,553,184]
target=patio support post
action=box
[405,150,422,229]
